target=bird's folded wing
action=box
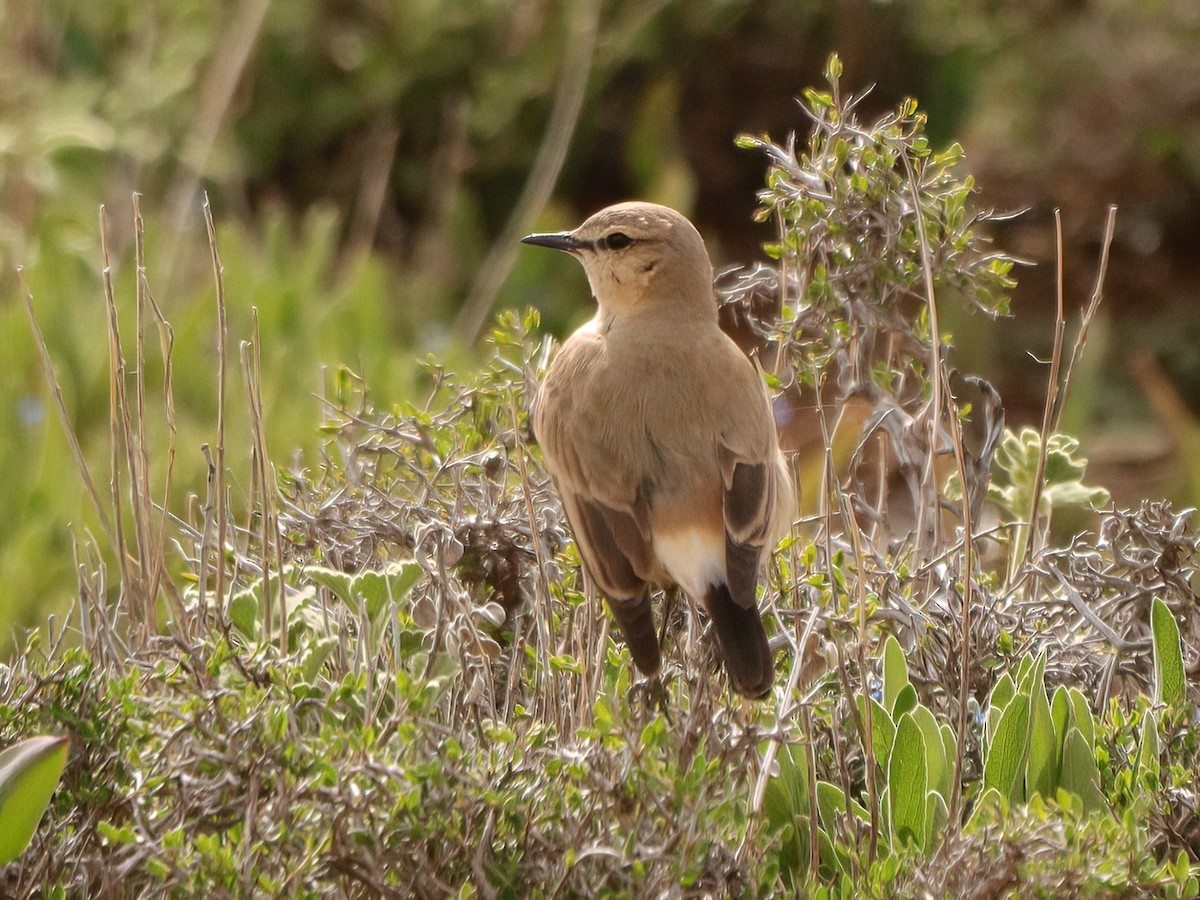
[721,457,774,609]
[713,349,792,539]
[559,490,655,601]
[533,336,658,600]
[724,457,773,545]
[718,431,792,609]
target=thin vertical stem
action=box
[203,196,230,624]
[100,206,141,627]
[136,198,188,634]
[1052,205,1118,434]
[510,390,559,722]
[18,269,114,543]
[1021,210,1067,580]
[903,155,945,564]
[944,375,974,826]
[843,499,878,864]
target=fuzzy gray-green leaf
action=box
[0,735,70,866]
[1059,726,1104,814]
[1137,710,1161,788]
[1151,597,1186,707]
[986,672,1016,749]
[983,694,1029,802]
[889,712,927,850]
[857,695,897,768]
[1025,662,1057,799]
[1050,684,1071,774]
[882,633,910,715]
[1067,688,1096,750]
[912,704,949,801]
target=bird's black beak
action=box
[520,231,586,253]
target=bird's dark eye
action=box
[605,232,633,250]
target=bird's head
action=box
[522,202,716,318]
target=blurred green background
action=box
[3,0,1200,641]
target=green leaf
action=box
[803,88,833,110]
[347,561,423,622]
[1151,598,1186,707]
[983,695,1030,802]
[306,566,355,606]
[940,723,958,798]
[889,713,927,850]
[1059,726,1104,814]
[814,825,840,880]
[815,780,847,832]
[228,587,259,638]
[1043,481,1110,508]
[384,559,423,600]
[1050,685,1071,775]
[1025,663,1057,800]
[912,705,949,801]
[814,781,864,876]
[878,784,890,843]
[776,741,810,815]
[816,780,869,832]
[925,790,948,854]
[988,428,1108,547]
[882,634,910,715]
[1136,710,1161,788]
[892,684,918,719]
[985,673,1016,749]
[1017,652,1046,698]
[300,635,337,682]
[965,786,1006,832]
[763,742,812,883]
[351,570,390,620]
[857,695,896,768]
[0,735,70,865]
[1067,688,1096,750]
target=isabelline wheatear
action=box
[523,202,792,698]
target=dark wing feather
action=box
[715,462,780,694]
[560,491,661,676]
[568,494,655,599]
[722,460,776,609]
[725,461,769,539]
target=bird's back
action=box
[535,312,787,582]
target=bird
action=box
[522,201,793,698]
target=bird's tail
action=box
[607,592,661,677]
[702,583,774,698]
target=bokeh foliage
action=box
[5,0,1200,639]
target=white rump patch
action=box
[653,528,725,599]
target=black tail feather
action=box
[607,591,661,677]
[702,583,774,698]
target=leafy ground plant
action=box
[0,736,69,867]
[3,58,1200,895]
